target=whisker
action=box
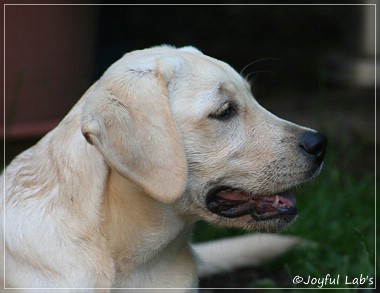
[239,57,281,76]
[245,70,275,82]
[246,70,276,87]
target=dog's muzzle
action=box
[206,131,327,223]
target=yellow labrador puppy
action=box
[1,45,326,290]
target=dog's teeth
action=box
[272,195,280,207]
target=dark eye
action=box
[218,107,232,118]
[210,102,236,120]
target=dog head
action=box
[81,45,326,232]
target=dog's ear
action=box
[81,60,187,203]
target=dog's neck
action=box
[100,170,195,283]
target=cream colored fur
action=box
[1,45,321,292]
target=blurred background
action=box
[2,2,376,291]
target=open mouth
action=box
[206,186,297,221]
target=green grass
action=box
[193,140,376,290]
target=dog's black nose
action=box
[299,131,327,165]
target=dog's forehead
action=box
[179,52,244,84]
[103,46,252,108]
[172,53,252,102]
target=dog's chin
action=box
[211,213,298,233]
[205,186,298,233]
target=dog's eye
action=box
[210,102,236,120]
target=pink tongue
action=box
[217,189,251,201]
